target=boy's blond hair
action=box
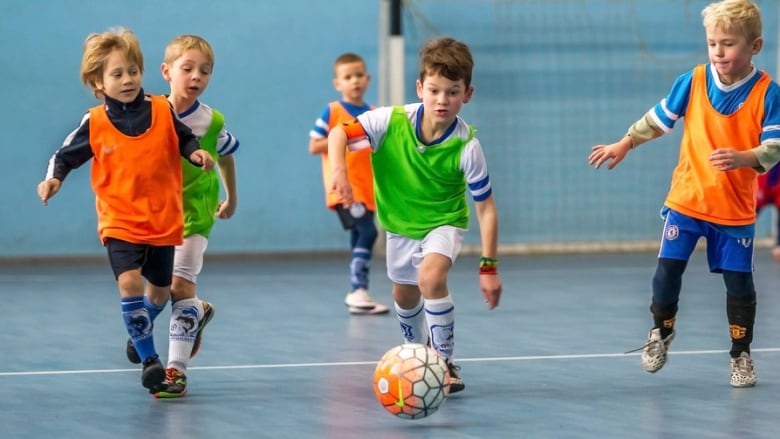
[80,27,144,99]
[702,0,762,43]
[164,34,215,67]
[418,37,474,88]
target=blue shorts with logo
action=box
[659,208,755,273]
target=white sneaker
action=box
[641,328,675,373]
[730,352,757,388]
[344,288,389,315]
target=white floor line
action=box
[2,347,779,377]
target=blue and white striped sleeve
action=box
[216,127,239,156]
[461,138,492,202]
[309,105,331,140]
[761,82,780,143]
[651,69,693,133]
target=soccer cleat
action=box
[640,328,675,373]
[446,361,465,394]
[126,338,142,364]
[730,352,757,388]
[344,288,389,315]
[141,356,166,394]
[191,300,215,359]
[154,368,188,398]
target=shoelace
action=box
[624,338,661,355]
[165,368,185,383]
[733,357,753,374]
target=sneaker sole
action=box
[347,305,389,315]
[448,383,465,394]
[191,301,215,359]
[154,389,188,398]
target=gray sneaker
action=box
[730,352,757,388]
[641,328,675,373]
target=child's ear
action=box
[463,85,474,104]
[752,37,763,55]
[160,62,172,81]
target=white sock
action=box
[167,298,203,373]
[425,295,455,362]
[394,297,429,346]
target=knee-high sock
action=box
[727,294,756,358]
[650,301,678,339]
[144,296,166,322]
[121,296,157,363]
[394,297,428,346]
[167,298,203,372]
[724,270,757,358]
[425,295,455,362]
[350,250,370,291]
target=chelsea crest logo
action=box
[664,224,679,241]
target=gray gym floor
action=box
[2,250,779,438]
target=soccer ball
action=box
[373,343,450,420]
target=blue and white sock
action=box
[144,296,166,322]
[395,297,429,346]
[425,295,455,362]
[350,248,371,291]
[167,298,202,373]
[121,296,157,363]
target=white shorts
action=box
[385,225,465,285]
[173,234,209,284]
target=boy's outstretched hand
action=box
[588,140,632,170]
[190,150,215,171]
[37,178,62,206]
[480,274,502,310]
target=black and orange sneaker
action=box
[446,361,465,394]
[191,301,215,358]
[154,368,188,398]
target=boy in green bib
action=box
[328,37,503,393]
[126,35,240,398]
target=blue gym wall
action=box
[2,0,381,257]
[2,0,777,258]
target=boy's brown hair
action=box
[418,37,474,88]
[80,27,144,99]
[333,52,366,76]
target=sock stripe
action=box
[425,306,454,316]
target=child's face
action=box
[162,49,213,102]
[96,49,142,103]
[333,61,370,105]
[706,25,762,85]
[416,73,473,126]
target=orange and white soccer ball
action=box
[373,343,450,420]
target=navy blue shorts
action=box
[105,238,175,286]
